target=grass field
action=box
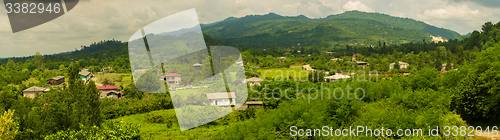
[111,109,230,139]
[255,67,310,81]
[22,77,40,85]
[93,72,133,86]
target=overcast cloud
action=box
[0,0,499,57]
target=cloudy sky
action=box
[0,0,499,57]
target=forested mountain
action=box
[201,11,460,48]
[327,11,461,39]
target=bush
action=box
[146,113,165,123]
[44,121,141,140]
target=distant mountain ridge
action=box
[327,11,461,39]
[200,11,460,47]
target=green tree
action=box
[451,44,500,124]
[123,84,143,99]
[456,46,465,65]
[307,70,325,83]
[393,61,400,70]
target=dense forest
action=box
[0,18,499,139]
[200,10,461,48]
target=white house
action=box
[324,74,351,82]
[246,77,264,86]
[389,61,409,70]
[206,92,236,107]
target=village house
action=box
[355,61,369,67]
[47,76,65,85]
[206,92,236,107]
[389,61,410,70]
[23,86,49,98]
[101,66,113,72]
[321,52,335,55]
[441,63,455,71]
[98,85,121,99]
[330,58,342,62]
[246,77,264,86]
[79,69,93,83]
[324,74,351,82]
[162,73,181,85]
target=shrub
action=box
[44,121,141,140]
[146,113,165,123]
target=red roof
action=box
[351,55,356,57]
[98,85,118,90]
[162,73,181,77]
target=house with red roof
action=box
[98,85,121,99]
[161,73,182,86]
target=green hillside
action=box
[201,11,460,48]
[328,10,461,39]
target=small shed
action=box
[246,101,263,109]
[192,63,202,70]
[47,76,65,85]
[355,61,369,67]
[206,92,236,107]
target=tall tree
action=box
[456,46,465,65]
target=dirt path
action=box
[475,130,500,140]
[302,64,315,71]
[91,77,103,87]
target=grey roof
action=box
[192,63,202,67]
[278,57,286,60]
[206,92,236,99]
[49,76,65,81]
[79,69,91,76]
[23,86,48,92]
[246,77,264,82]
[246,101,263,105]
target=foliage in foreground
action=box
[44,121,141,140]
[0,109,17,140]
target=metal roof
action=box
[206,92,236,99]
